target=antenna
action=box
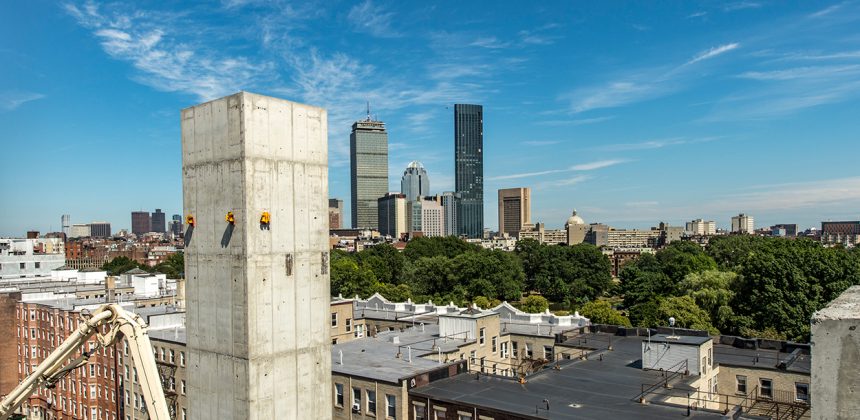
[366,100,371,121]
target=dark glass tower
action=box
[454,104,483,238]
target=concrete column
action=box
[811,285,860,420]
[182,92,331,419]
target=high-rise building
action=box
[731,213,754,234]
[182,92,331,418]
[151,208,166,233]
[454,104,484,238]
[407,200,423,235]
[497,187,531,237]
[61,214,70,237]
[378,193,407,239]
[131,211,151,235]
[686,219,717,235]
[401,161,430,201]
[440,191,459,237]
[69,224,91,238]
[328,198,344,229]
[171,214,183,236]
[421,199,445,237]
[89,221,111,238]
[350,112,388,230]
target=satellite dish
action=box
[669,317,676,327]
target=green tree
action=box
[451,249,525,301]
[473,296,501,309]
[656,241,717,283]
[630,296,716,334]
[679,270,737,332]
[579,300,631,326]
[102,256,142,275]
[404,256,456,296]
[523,243,612,303]
[403,236,480,260]
[373,282,412,302]
[520,295,549,313]
[358,244,405,284]
[330,258,378,299]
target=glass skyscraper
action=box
[401,160,430,201]
[454,104,484,238]
[350,116,389,229]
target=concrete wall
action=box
[183,92,331,419]
[811,285,860,420]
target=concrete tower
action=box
[61,214,70,237]
[181,92,331,419]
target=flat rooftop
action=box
[649,334,711,346]
[149,327,186,345]
[411,333,723,419]
[332,327,460,384]
[714,345,810,375]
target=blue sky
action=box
[2,1,859,236]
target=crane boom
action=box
[0,304,171,420]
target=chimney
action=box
[105,276,116,303]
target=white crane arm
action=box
[0,304,171,420]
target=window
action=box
[512,342,518,358]
[796,383,809,402]
[352,387,361,413]
[30,310,35,321]
[525,344,533,359]
[469,350,476,364]
[479,328,485,345]
[31,328,36,339]
[367,390,376,414]
[458,412,473,420]
[491,336,497,353]
[707,348,712,367]
[386,394,396,418]
[31,345,36,358]
[20,262,26,269]
[159,347,165,360]
[544,345,554,361]
[760,378,773,399]
[35,262,41,269]
[169,349,175,363]
[434,408,447,419]
[181,380,186,395]
[334,383,343,407]
[702,356,707,374]
[182,408,187,420]
[180,351,186,366]
[414,404,427,420]
[332,338,338,345]
[736,375,747,394]
[331,313,338,328]
[500,342,508,358]
[346,318,352,332]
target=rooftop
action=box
[332,326,462,383]
[648,334,712,346]
[813,285,860,321]
[410,333,721,419]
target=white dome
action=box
[407,160,424,169]
[565,209,585,226]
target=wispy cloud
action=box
[0,91,45,111]
[724,2,762,12]
[550,175,591,187]
[686,43,740,65]
[598,136,723,152]
[347,0,399,38]
[809,2,845,18]
[686,11,708,19]
[470,36,510,49]
[737,65,860,81]
[488,159,626,181]
[536,116,615,126]
[64,1,274,101]
[570,159,627,171]
[522,140,561,146]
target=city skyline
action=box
[3,1,860,236]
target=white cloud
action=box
[809,3,845,18]
[686,11,707,19]
[0,91,45,111]
[569,159,627,171]
[536,116,615,126]
[723,2,762,12]
[687,43,740,65]
[347,0,399,38]
[737,65,860,81]
[598,136,723,151]
[488,169,569,181]
[64,2,274,101]
[547,175,591,187]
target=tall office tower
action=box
[731,213,755,234]
[131,211,151,235]
[328,198,344,229]
[151,209,166,233]
[171,214,182,236]
[440,191,459,237]
[497,187,531,237]
[377,193,407,239]
[454,104,484,238]
[61,214,70,237]
[401,161,430,201]
[182,92,331,419]
[350,111,388,229]
[89,222,112,238]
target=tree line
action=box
[333,235,860,342]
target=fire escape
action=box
[155,359,178,419]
